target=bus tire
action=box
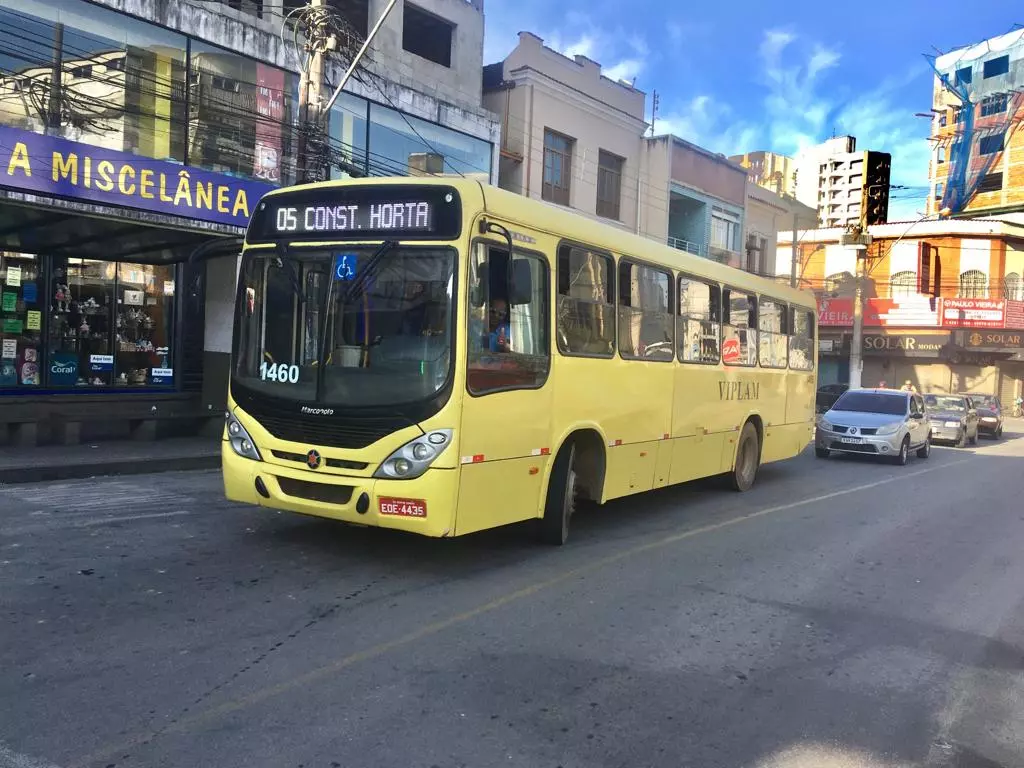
[729,422,761,492]
[539,442,577,546]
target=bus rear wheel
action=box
[730,422,761,492]
[539,442,577,546]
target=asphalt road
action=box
[3,428,1024,768]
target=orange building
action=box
[927,29,1024,219]
[778,219,1024,402]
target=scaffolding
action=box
[926,28,1024,215]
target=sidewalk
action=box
[0,436,221,485]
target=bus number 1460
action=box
[259,362,300,384]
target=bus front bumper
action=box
[222,442,458,537]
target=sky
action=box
[482,0,1022,221]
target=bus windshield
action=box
[233,246,456,408]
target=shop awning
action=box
[0,198,238,265]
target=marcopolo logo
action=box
[300,405,335,416]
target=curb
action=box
[0,453,221,485]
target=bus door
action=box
[456,238,553,535]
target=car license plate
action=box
[840,437,862,444]
[379,497,427,518]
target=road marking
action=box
[72,456,971,767]
[0,742,65,768]
[1,511,196,537]
[72,511,194,528]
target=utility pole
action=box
[790,212,799,288]
[296,0,329,183]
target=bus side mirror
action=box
[509,259,533,305]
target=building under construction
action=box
[928,29,1024,220]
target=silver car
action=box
[815,388,931,465]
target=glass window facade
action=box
[367,102,491,180]
[0,0,493,187]
[0,251,177,390]
[0,0,188,163]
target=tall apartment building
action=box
[927,28,1024,220]
[793,137,891,228]
[728,150,797,198]
[0,0,498,444]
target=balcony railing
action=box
[667,237,707,257]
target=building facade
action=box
[778,219,1024,403]
[0,0,498,445]
[482,32,647,231]
[729,150,796,198]
[640,136,747,267]
[927,28,1024,220]
[743,183,817,277]
[793,136,892,228]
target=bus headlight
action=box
[375,429,453,480]
[225,410,262,461]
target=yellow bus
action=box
[223,177,817,544]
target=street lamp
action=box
[846,206,951,389]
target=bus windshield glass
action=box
[233,246,456,407]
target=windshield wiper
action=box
[315,240,398,400]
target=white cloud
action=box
[604,58,643,83]
[652,27,932,210]
[808,44,841,79]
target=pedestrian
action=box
[901,380,914,392]
[878,379,887,389]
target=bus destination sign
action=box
[247,185,462,242]
[273,200,434,235]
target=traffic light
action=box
[861,151,892,226]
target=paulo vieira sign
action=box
[0,124,274,227]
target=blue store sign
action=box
[0,125,275,228]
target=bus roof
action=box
[258,176,816,309]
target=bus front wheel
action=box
[730,422,761,492]
[539,442,578,546]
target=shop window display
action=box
[115,263,174,386]
[50,258,114,386]
[0,253,43,387]
[46,258,175,388]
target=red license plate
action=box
[378,497,427,518]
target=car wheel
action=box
[916,434,931,459]
[815,447,830,459]
[539,442,577,546]
[893,436,910,466]
[730,422,760,492]
[955,430,967,449]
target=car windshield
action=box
[831,392,907,415]
[232,246,456,407]
[924,395,965,412]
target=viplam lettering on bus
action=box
[719,381,760,401]
[0,124,273,227]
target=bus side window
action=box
[467,243,550,395]
[758,298,788,369]
[723,288,757,366]
[617,260,673,361]
[677,277,720,363]
[556,245,615,357]
[789,307,815,371]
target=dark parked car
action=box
[961,393,1003,439]
[816,383,849,413]
[923,394,979,447]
